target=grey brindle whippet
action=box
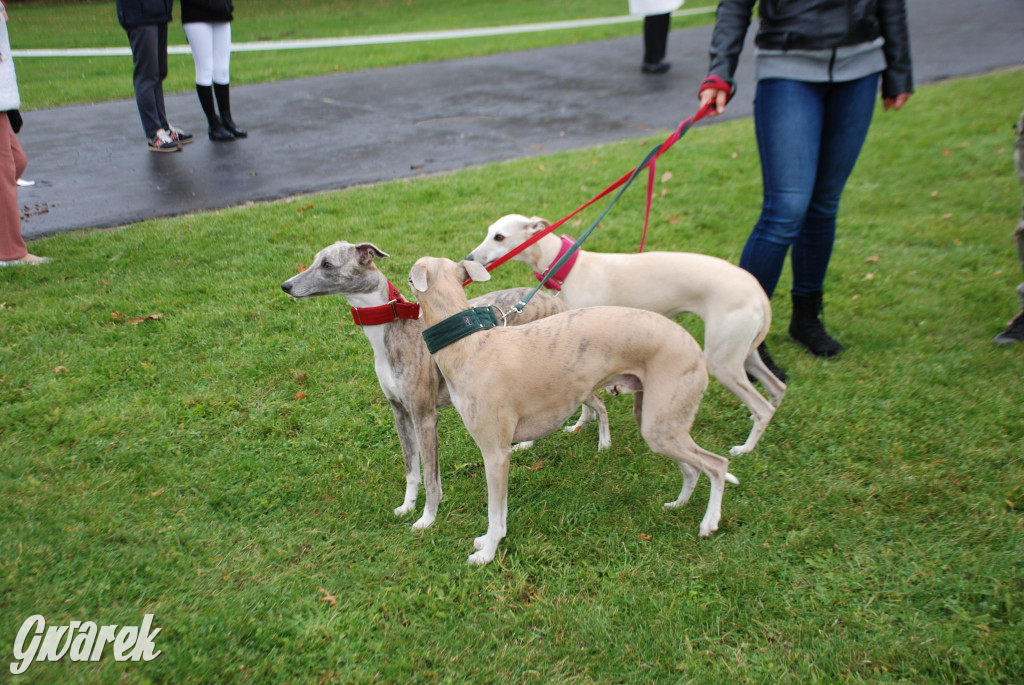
[281,241,610,530]
[409,256,738,565]
[467,213,787,457]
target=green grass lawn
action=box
[11,0,716,109]
[2,55,1023,685]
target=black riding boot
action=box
[213,82,247,138]
[197,84,234,141]
[789,292,844,357]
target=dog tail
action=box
[725,472,739,485]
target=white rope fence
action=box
[12,7,715,58]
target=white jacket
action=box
[0,17,21,111]
[628,0,684,15]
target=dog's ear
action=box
[355,242,389,265]
[409,263,429,292]
[525,216,551,234]
[460,259,491,284]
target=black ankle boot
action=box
[790,292,844,357]
[757,342,788,383]
[214,83,247,138]
[208,114,235,142]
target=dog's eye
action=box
[494,234,505,242]
[321,261,333,270]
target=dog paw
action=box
[473,535,488,550]
[511,440,534,452]
[729,444,752,457]
[394,502,416,517]
[563,424,582,435]
[411,514,435,531]
[467,550,494,565]
[699,516,721,537]
[663,500,684,511]
[597,439,612,452]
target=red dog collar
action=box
[350,281,421,325]
[533,235,579,291]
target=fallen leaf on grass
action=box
[296,264,307,273]
[54,366,69,374]
[661,171,673,183]
[864,255,880,263]
[528,460,544,472]
[636,534,653,541]
[295,391,308,400]
[319,587,337,607]
[128,313,164,325]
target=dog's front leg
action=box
[412,405,442,530]
[389,400,421,518]
[664,462,700,510]
[468,445,512,565]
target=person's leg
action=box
[184,22,232,140]
[642,13,670,68]
[740,79,825,299]
[0,115,27,261]
[213,23,246,138]
[154,22,169,130]
[126,24,164,140]
[210,22,231,86]
[994,106,1024,343]
[791,73,879,295]
[183,22,214,86]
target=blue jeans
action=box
[740,74,880,298]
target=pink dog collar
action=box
[533,235,579,291]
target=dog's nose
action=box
[464,254,476,262]
[281,281,293,293]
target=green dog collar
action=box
[422,306,499,354]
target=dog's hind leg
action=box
[564,393,612,450]
[638,387,735,537]
[707,349,779,456]
[744,348,786,408]
[469,444,512,565]
[663,462,701,510]
[389,400,422,518]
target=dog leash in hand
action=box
[350,280,421,326]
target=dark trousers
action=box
[642,13,671,64]
[126,23,169,139]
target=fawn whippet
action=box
[409,256,737,565]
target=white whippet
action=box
[466,214,786,456]
[281,241,610,530]
[409,256,738,565]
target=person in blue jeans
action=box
[698,0,913,381]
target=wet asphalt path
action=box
[16,0,1024,240]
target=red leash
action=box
[476,96,722,283]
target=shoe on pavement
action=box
[148,128,182,152]
[168,123,194,145]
